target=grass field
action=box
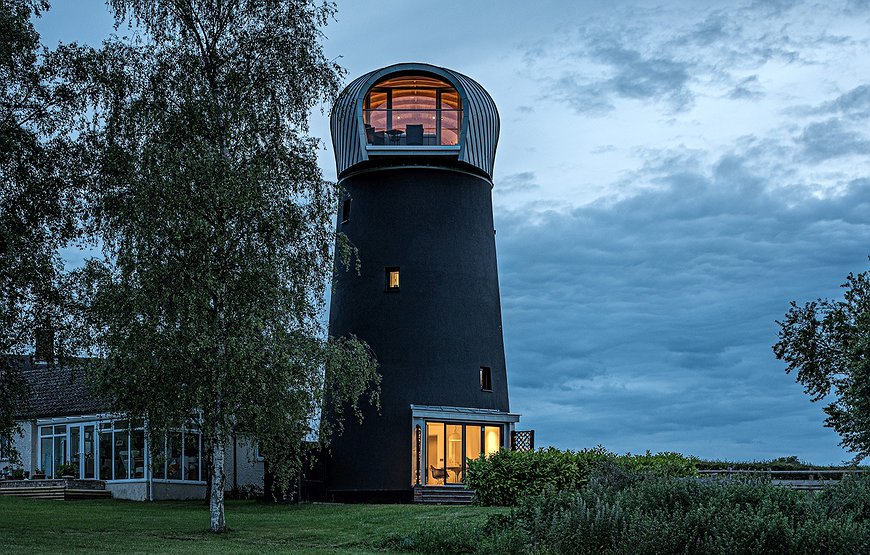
[0,496,504,554]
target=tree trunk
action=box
[209,437,226,533]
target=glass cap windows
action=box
[363,75,462,147]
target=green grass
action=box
[0,496,505,554]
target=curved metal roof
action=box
[330,62,500,179]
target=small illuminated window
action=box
[341,198,351,224]
[480,367,492,391]
[385,267,400,291]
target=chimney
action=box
[34,326,54,363]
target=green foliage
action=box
[57,462,77,476]
[385,474,870,555]
[696,455,868,472]
[0,0,96,464]
[466,446,698,506]
[72,0,379,531]
[774,262,870,463]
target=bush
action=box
[465,446,698,506]
[465,447,581,507]
[381,474,870,555]
[498,475,870,555]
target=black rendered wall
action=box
[325,165,509,496]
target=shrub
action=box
[466,446,698,506]
[57,463,77,477]
[497,475,868,554]
[465,447,580,507]
[381,475,870,554]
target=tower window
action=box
[480,367,492,391]
[341,198,351,224]
[385,267,400,291]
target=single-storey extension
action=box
[1,357,263,501]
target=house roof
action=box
[8,357,108,419]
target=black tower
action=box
[325,63,518,502]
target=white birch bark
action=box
[209,436,226,533]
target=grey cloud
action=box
[729,75,764,100]
[529,1,855,118]
[816,85,870,118]
[797,118,870,161]
[551,45,694,115]
[498,149,870,462]
[594,46,693,107]
[496,171,541,194]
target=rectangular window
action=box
[425,422,445,485]
[465,425,482,463]
[131,430,146,479]
[480,367,492,391]
[184,433,200,481]
[114,429,129,480]
[168,432,182,480]
[341,198,351,224]
[446,424,463,484]
[385,267,400,291]
[152,439,166,480]
[99,430,112,480]
[484,426,501,457]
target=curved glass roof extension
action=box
[363,74,462,149]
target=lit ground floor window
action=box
[424,421,502,485]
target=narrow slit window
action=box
[480,367,492,391]
[386,267,400,291]
[341,198,351,224]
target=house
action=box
[2,356,264,501]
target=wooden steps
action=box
[0,479,112,500]
[413,486,475,505]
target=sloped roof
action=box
[8,357,108,419]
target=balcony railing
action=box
[363,109,461,147]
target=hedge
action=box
[465,446,697,506]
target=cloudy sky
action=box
[38,0,870,463]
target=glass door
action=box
[70,426,80,478]
[446,425,463,484]
[83,425,96,479]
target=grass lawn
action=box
[0,496,503,554]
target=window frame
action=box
[36,417,204,484]
[341,197,351,224]
[385,267,400,292]
[422,421,502,486]
[480,366,493,392]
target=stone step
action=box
[413,486,475,505]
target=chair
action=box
[406,124,424,145]
[429,465,447,482]
[366,126,385,145]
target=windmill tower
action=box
[325,63,519,502]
